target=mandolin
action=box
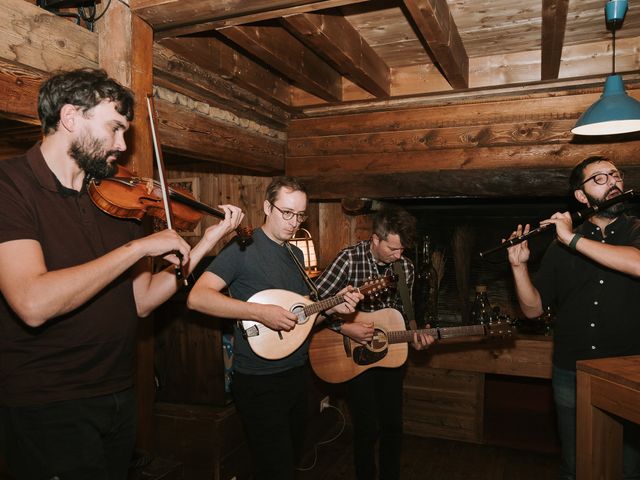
[241,275,395,360]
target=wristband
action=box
[569,233,583,250]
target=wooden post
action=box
[97,0,156,451]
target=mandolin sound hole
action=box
[291,304,308,324]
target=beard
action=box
[583,186,626,219]
[69,133,119,180]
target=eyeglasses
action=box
[270,202,308,223]
[579,170,624,186]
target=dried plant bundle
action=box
[451,225,474,322]
[431,250,446,288]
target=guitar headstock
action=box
[359,274,398,297]
[485,319,514,338]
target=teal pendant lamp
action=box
[571,0,640,135]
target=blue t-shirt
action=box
[207,228,310,374]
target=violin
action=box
[88,164,253,244]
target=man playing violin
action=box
[187,177,363,480]
[506,155,640,480]
[0,68,244,480]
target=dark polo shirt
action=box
[0,144,143,406]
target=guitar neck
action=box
[388,324,486,344]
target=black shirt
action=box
[0,144,143,406]
[534,214,640,370]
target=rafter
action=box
[1,0,97,73]
[219,24,342,102]
[157,37,293,118]
[130,0,369,39]
[541,0,570,81]
[282,12,390,97]
[155,98,284,173]
[402,0,469,89]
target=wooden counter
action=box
[404,334,554,447]
[418,334,553,379]
[576,355,640,480]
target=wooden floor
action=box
[297,423,560,480]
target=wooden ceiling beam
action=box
[402,0,469,89]
[541,0,570,81]
[155,98,284,173]
[0,59,45,123]
[131,0,369,39]
[288,141,640,199]
[156,39,291,127]
[282,12,390,98]
[1,0,97,73]
[219,24,343,102]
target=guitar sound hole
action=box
[368,329,388,352]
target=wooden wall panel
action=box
[403,367,484,443]
[287,85,640,199]
[157,99,285,174]
[317,202,374,269]
[166,166,272,253]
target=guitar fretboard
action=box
[387,324,486,343]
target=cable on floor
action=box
[296,405,347,472]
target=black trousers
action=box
[2,388,136,480]
[232,366,309,480]
[346,366,404,480]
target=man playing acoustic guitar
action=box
[187,176,362,480]
[314,206,434,480]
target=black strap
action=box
[285,242,344,331]
[285,241,319,301]
[392,261,417,330]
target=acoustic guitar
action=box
[309,308,512,383]
[241,275,395,360]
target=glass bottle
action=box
[470,285,492,325]
[414,235,439,327]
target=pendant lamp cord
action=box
[612,25,616,74]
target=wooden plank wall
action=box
[287,83,640,199]
[164,166,373,266]
[166,165,272,252]
[318,203,373,268]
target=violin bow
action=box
[146,94,188,286]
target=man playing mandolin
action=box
[0,68,244,480]
[315,206,434,480]
[187,176,362,480]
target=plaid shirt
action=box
[314,240,414,326]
